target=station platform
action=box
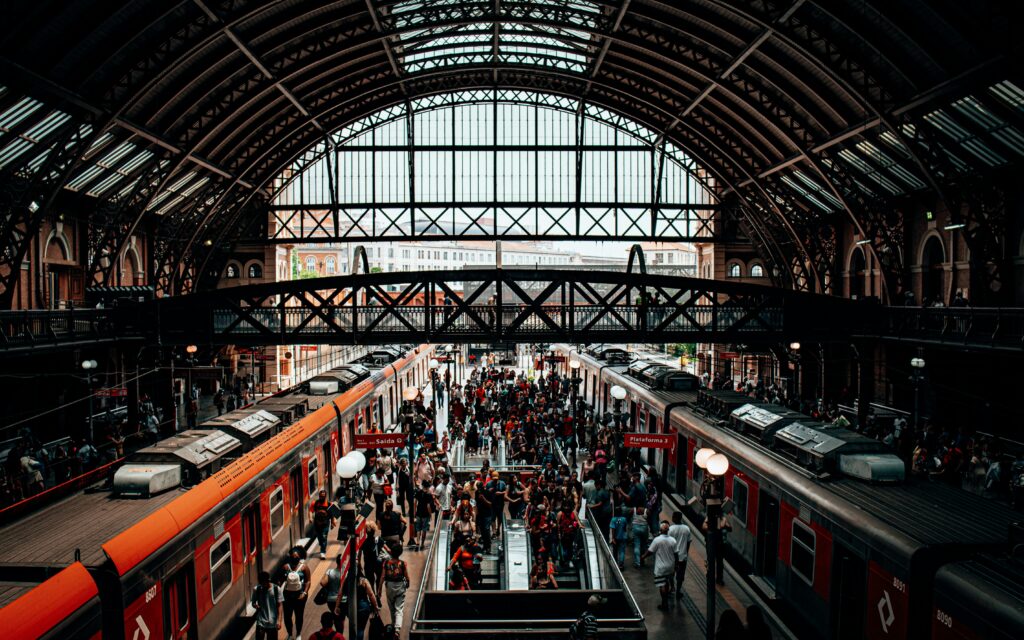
[276,362,791,640]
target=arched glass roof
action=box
[268,90,717,241]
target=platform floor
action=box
[273,358,791,639]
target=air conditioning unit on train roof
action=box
[626,361,700,391]
[114,430,243,496]
[309,364,371,395]
[772,422,905,482]
[588,344,630,363]
[199,408,281,450]
[729,404,806,444]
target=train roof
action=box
[0,562,97,638]
[0,484,182,567]
[828,478,1019,547]
[933,554,1024,637]
[102,346,427,576]
[576,349,1020,555]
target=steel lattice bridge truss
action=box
[269,204,720,243]
[154,269,865,346]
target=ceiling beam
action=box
[192,0,324,131]
[364,0,409,94]
[655,0,806,147]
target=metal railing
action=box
[211,304,785,338]
[0,308,119,350]
[884,306,1024,349]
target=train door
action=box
[377,396,385,429]
[389,387,396,424]
[289,466,303,544]
[241,502,263,599]
[756,494,780,584]
[323,441,334,497]
[831,543,866,640]
[164,563,197,640]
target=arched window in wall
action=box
[248,263,263,279]
[727,263,742,278]
[305,256,317,272]
[325,257,336,275]
[225,264,240,279]
[750,263,764,278]
[849,248,867,299]
[922,236,945,304]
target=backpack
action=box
[313,500,330,527]
[570,611,597,640]
[283,562,305,591]
[383,558,406,583]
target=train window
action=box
[269,487,285,538]
[209,534,233,604]
[791,519,816,586]
[731,477,748,527]
[307,458,319,497]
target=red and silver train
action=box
[558,344,1023,640]
[0,344,434,639]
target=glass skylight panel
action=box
[0,139,33,169]
[0,97,42,131]
[792,170,843,209]
[951,95,1024,158]
[66,166,105,191]
[988,80,1024,111]
[855,140,925,190]
[838,148,903,194]
[22,112,70,142]
[925,108,1006,166]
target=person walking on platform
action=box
[251,570,284,640]
[643,522,677,611]
[630,505,650,569]
[747,604,773,640]
[282,546,311,640]
[311,489,334,559]
[308,611,344,640]
[667,511,692,599]
[609,506,629,569]
[379,545,410,631]
[320,555,345,633]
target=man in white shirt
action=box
[667,511,692,599]
[433,472,454,518]
[642,521,677,611]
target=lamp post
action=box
[788,341,801,402]
[569,359,581,451]
[428,357,440,405]
[910,356,926,433]
[445,344,453,393]
[696,447,730,640]
[81,360,98,442]
[610,384,627,429]
[336,451,367,640]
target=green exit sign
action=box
[925,210,934,221]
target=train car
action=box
[930,553,1024,640]
[0,563,103,640]
[558,344,1022,640]
[0,344,434,639]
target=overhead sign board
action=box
[354,433,408,449]
[624,433,676,450]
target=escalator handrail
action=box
[411,510,448,627]
[553,441,645,623]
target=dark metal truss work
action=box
[269,203,720,243]
[267,92,722,242]
[152,267,866,346]
[0,1,1021,302]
